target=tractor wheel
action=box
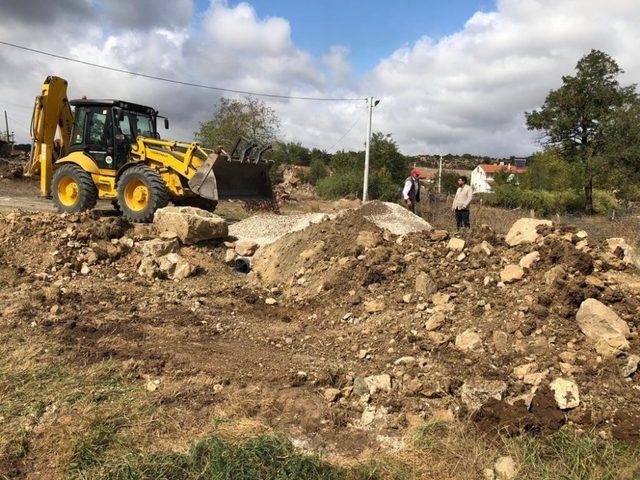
[51,164,98,213]
[117,165,169,223]
[173,196,218,212]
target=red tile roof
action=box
[479,164,526,174]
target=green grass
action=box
[511,429,640,480]
[78,433,408,480]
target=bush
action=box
[316,171,362,199]
[486,186,585,215]
[306,158,328,186]
[593,190,619,215]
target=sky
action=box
[1,0,640,156]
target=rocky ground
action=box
[1,167,640,478]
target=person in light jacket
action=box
[452,176,472,229]
[402,169,421,214]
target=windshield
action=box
[116,111,156,140]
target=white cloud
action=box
[1,0,640,156]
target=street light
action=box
[362,97,380,203]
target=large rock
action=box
[153,206,228,244]
[157,253,196,280]
[519,251,540,269]
[447,238,466,252]
[607,238,640,269]
[576,299,630,357]
[460,379,507,410]
[353,374,392,396]
[505,218,552,247]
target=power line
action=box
[326,115,363,151]
[0,40,366,102]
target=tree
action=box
[306,158,328,185]
[525,50,637,213]
[370,132,408,184]
[195,97,280,153]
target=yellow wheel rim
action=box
[124,179,149,211]
[57,176,79,207]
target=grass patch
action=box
[510,429,640,480]
[80,433,409,480]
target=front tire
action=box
[51,164,98,213]
[117,165,169,223]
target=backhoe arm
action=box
[26,76,74,197]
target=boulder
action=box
[415,272,438,295]
[431,230,449,241]
[460,379,507,410]
[157,252,196,280]
[549,378,580,409]
[519,251,540,269]
[447,238,466,252]
[505,218,552,246]
[622,355,640,378]
[500,264,524,283]
[235,239,259,256]
[455,329,482,352]
[140,238,180,257]
[153,206,228,244]
[138,257,158,278]
[607,238,640,269]
[576,299,630,357]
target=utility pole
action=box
[3,110,8,144]
[362,97,373,203]
[437,155,443,194]
[362,97,380,203]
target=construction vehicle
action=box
[26,76,273,222]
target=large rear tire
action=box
[51,164,98,213]
[117,165,169,223]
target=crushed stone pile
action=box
[358,201,432,235]
[229,212,330,246]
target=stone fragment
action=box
[585,275,605,289]
[505,218,552,247]
[425,312,446,331]
[512,362,537,380]
[519,251,540,269]
[431,230,449,241]
[394,356,416,366]
[364,300,386,313]
[500,264,524,283]
[323,388,341,402]
[460,379,507,410]
[265,297,277,305]
[455,329,482,352]
[549,378,580,409]
[224,249,236,264]
[492,331,509,353]
[353,374,392,396]
[479,241,493,256]
[140,238,179,257]
[622,354,640,378]
[447,237,465,252]
[153,206,228,244]
[357,230,382,249]
[432,292,450,306]
[415,272,437,295]
[155,253,196,280]
[576,230,588,239]
[138,256,158,278]
[545,265,566,285]
[494,456,517,480]
[235,239,259,256]
[576,299,630,357]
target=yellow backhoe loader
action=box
[26,76,273,222]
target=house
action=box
[471,162,527,193]
[412,167,437,183]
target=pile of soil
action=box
[1,204,640,472]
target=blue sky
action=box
[196,0,495,72]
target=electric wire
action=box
[326,115,363,152]
[0,40,366,102]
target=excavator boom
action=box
[26,76,74,197]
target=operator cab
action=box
[68,99,169,171]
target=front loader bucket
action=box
[188,153,273,201]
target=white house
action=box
[471,165,492,193]
[471,163,528,193]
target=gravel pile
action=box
[229,212,331,246]
[358,201,432,235]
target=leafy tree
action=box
[306,158,328,185]
[195,97,280,153]
[525,49,637,213]
[492,168,512,186]
[520,149,576,191]
[370,132,408,183]
[440,171,459,194]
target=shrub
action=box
[316,171,362,199]
[306,158,328,186]
[486,186,585,215]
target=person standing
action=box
[452,176,472,229]
[402,169,421,214]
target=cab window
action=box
[134,114,154,138]
[86,108,111,147]
[71,108,87,145]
